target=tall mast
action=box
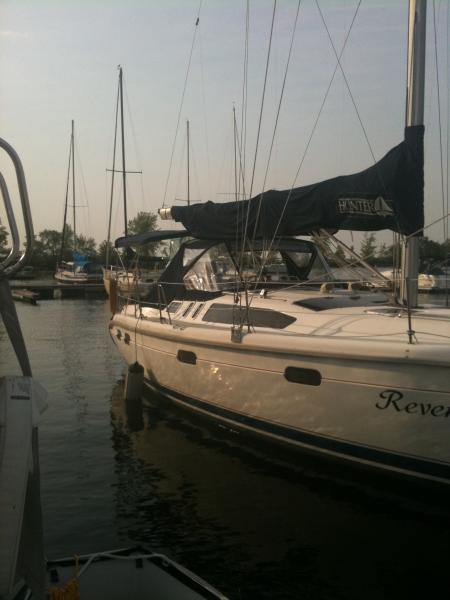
[71,119,76,253]
[187,119,190,206]
[401,0,426,306]
[119,66,128,236]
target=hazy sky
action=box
[0,0,448,250]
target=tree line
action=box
[337,232,450,269]
[0,211,160,270]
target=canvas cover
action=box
[170,126,424,240]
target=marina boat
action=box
[54,257,103,284]
[380,268,450,293]
[0,140,227,599]
[55,121,102,284]
[109,0,450,486]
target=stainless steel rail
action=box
[0,137,34,277]
[0,138,34,375]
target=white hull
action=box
[55,264,103,284]
[54,270,100,284]
[110,293,450,486]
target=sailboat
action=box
[55,120,103,284]
[103,67,155,298]
[109,1,450,486]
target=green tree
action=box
[419,236,446,262]
[360,233,377,262]
[376,242,394,267]
[39,229,63,261]
[98,240,115,265]
[127,211,159,257]
[75,234,96,259]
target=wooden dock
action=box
[10,280,107,300]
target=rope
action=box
[162,1,203,207]
[49,556,80,600]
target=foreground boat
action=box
[110,1,450,486]
[0,138,227,600]
[17,546,226,600]
[110,234,450,486]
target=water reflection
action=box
[110,382,450,600]
[2,300,449,600]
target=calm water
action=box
[1,298,449,599]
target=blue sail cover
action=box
[170,126,424,240]
[73,252,89,266]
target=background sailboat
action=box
[55,120,102,284]
[102,67,155,298]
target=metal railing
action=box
[0,137,34,277]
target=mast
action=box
[401,0,426,306]
[187,119,190,206]
[119,66,128,236]
[71,119,76,254]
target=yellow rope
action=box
[49,555,81,600]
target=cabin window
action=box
[183,247,204,267]
[202,303,296,329]
[305,254,333,282]
[183,244,236,292]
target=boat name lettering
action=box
[376,390,450,417]
[337,196,393,217]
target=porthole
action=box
[284,366,321,386]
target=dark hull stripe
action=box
[149,380,450,483]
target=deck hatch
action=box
[284,366,321,386]
[202,303,295,329]
[294,294,389,312]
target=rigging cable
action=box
[255,0,362,284]
[240,0,277,270]
[162,1,203,207]
[251,0,303,250]
[124,82,147,211]
[239,0,250,196]
[106,79,120,266]
[432,0,447,241]
[315,0,382,177]
[59,133,73,264]
[198,24,212,199]
[73,135,92,242]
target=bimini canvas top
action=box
[169,126,424,240]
